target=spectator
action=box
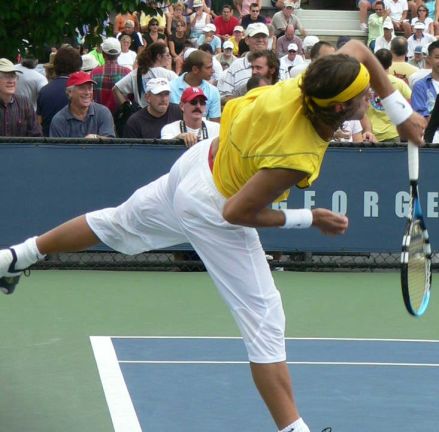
[169,21,189,75]
[37,46,82,136]
[276,24,303,58]
[358,0,375,32]
[215,40,237,68]
[411,4,434,34]
[412,40,439,117]
[383,0,412,37]
[271,1,306,38]
[123,78,182,138]
[161,87,220,147]
[15,55,48,111]
[170,50,221,121]
[367,1,393,50]
[249,49,280,84]
[0,58,42,137]
[409,46,431,88]
[137,7,167,34]
[368,48,412,141]
[143,17,167,47]
[267,24,277,53]
[409,45,426,68]
[113,43,177,109]
[81,54,99,72]
[91,38,131,115]
[218,22,268,101]
[197,24,222,54]
[190,0,211,45]
[114,11,139,35]
[235,0,261,19]
[117,35,137,70]
[88,43,105,66]
[49,71,115,138]
[116,20,145,53]
[246,74,270,91]
[407,22,435,59]
[198,43,224,84]
[279,43,303,80]
[229,25,244,56]
[374,21,395,52]
[166,2,187,37]
[241,3,266,29]
[389,36,419,83]
[288,35,322,78]
[214,4,240,42]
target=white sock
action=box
[12,237,46,269]
[279,417,310,432]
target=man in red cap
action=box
[161,86,219,147]
[49,71,115,138]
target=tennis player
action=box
[0,40,425,432]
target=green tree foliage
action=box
[1,0,171,62]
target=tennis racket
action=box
[400,141,432,317]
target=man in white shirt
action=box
[161,86,220,147]
[279,43,304,80]
[383,0,412,36]
[407,21,435,59]
[374,21,395,52]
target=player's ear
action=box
[334,103,345,113]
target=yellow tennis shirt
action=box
[213,78,329,202]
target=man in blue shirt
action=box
[50,71,115,138]
[169,50,221,122]
[412,40,439,118]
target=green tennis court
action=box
[0,270,437,431]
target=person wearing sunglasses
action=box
[411,4,435,34]
[367,1,392,51]
[161,86,219,147]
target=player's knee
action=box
[232,293,286,363]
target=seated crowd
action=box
[1,0,439,143]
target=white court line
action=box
[108,336,439,343]
[90,336,142,432]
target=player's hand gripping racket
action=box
[401,141,432,317]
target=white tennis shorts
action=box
[86,139,286,363]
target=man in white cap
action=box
[271,1,306,37]
[216,40,237,68]
[279,42,304,80]
[197,23,222,54]
[161,86,220,147]
[90,37,131,115]
[229,25,245,56]
[276,24,304,58]
[407,21,435,59]
[123,77,182,138]
[288,35,321,78]
[0,58,42,137]
[374,20,395,52]
[218,22,269,101]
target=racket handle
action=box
[407,141,419,181]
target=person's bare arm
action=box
[338,40,426,145]
[112,85,128,104]
[222,168,348,234]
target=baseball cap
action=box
[223,40,234,50]
[414,45,423,54]
[203,23,216,33]
[101,37,121,55]
[233,25,244,33]
[145,77,170,94]
[246,23,269,37]
[414,21,425,30]
[383,21,393,29]
[193,0,203,8]
[181,87,207,103]
[67,71,96,87]
[284,1,294,8]
[81,54,99,71]
[0,58,22,74]
[303,35,319,49]
[288,42,298,52]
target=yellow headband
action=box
[311,63,370,108]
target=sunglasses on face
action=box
[189,98,206,106]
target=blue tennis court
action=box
[91,336,439,432]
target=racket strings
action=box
[407,221,429,312]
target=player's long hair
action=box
[300,54,361,129]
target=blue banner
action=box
[0,143,437,253]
